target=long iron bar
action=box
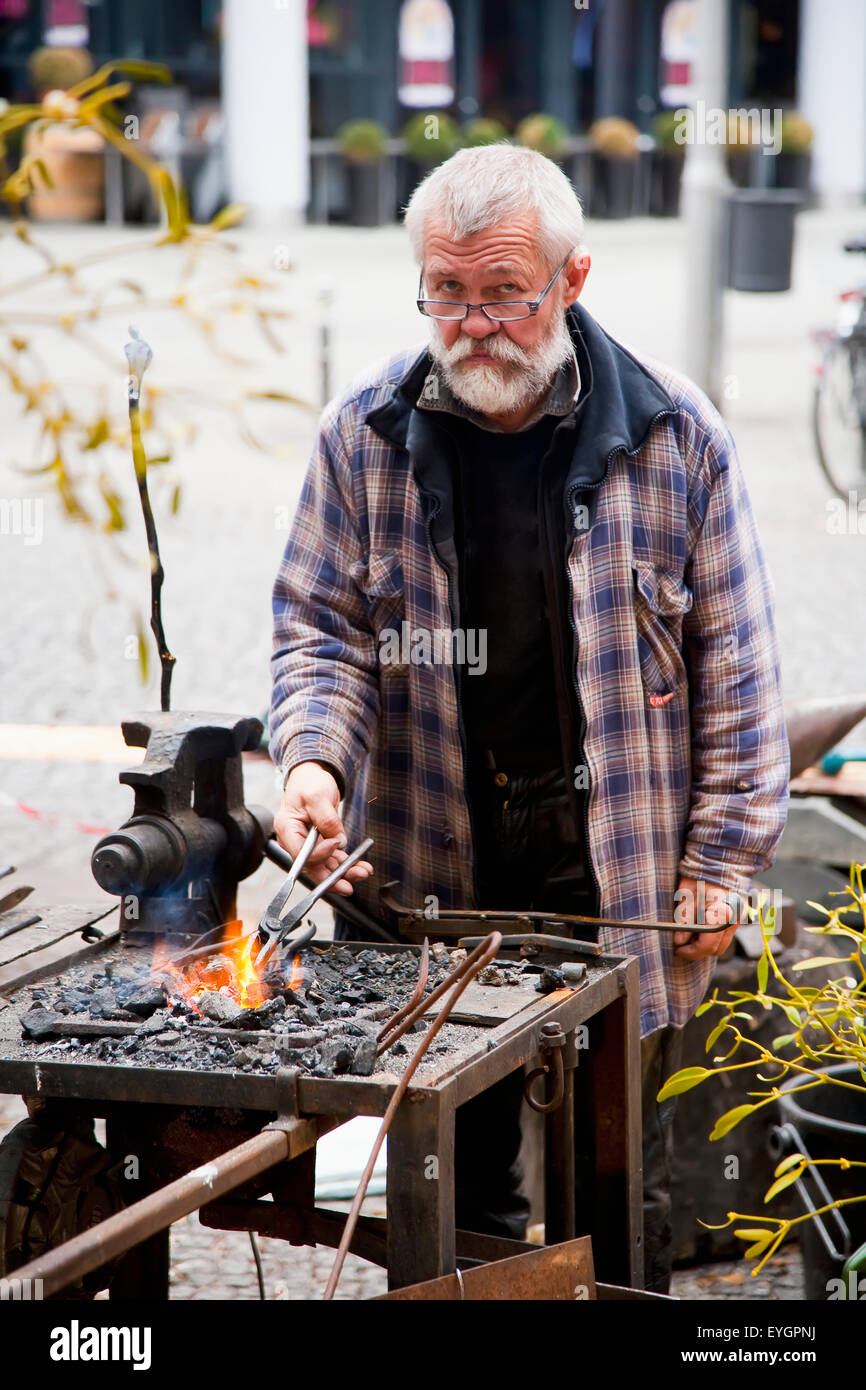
[373,938,429,1054]
[8,1121,318,1298]
[323,930,502,1299]
[377,932,506,1056]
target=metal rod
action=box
[379,888,736,935]
[377,932,503,1055]
[323,929,503,1300]
[376,938,430,1048]
[9,1125,308,1298]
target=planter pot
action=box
[775,1064,866,1301]
[24,123,105,222]
[346,161,388,227]
[590,154,636,218]
[671,946,805,1264]
[726,188,801,292]
[404,157,442,202]
[774,151,813,195]
[649,153,684,217]
[726,150,753,188]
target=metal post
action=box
[318,285,333,409]
[682,0,732,406]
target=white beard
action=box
[427,312,575,420]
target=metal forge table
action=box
[0,905,642,1296]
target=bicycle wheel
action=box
[814,333,866,502]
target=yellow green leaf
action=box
[774,1152,806,1176]
[709,1102,763,1141]
[135,616,149,683]
[763,1168,803,1203]
[657,1066,712,1102]
[209,202,247,230]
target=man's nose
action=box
[461,307,499,339]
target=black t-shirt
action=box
[431,408,572,773]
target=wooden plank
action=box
[790,765,866,797]
[0,904,116,968]
[0,907,119,992]
[0,723,144,764]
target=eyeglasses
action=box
[416,251,573,322]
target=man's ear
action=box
[564,252,591,307]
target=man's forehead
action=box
[422,219,542,274]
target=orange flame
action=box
[153,920,269,1011]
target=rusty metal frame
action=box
[0,937,642,1294]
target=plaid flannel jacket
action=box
[270,304,789,1037]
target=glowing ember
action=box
[288,955,304,993]
[153,920,270,1011]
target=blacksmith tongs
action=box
[251,826,374,968]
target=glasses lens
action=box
[485,302,532,321]
[420,301,467,320]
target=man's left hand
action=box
[672,876,738,960]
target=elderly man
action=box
[269,145,789,1291]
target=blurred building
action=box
[0,1,862,208]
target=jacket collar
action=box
[365,302,677,492]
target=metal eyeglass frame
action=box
[416,250,574,322]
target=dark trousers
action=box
[454,761,684,1293]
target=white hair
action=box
[403,144,588,270]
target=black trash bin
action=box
[726,188,802,292]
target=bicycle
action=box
[813,238,866,503]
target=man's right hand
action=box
[274,761,373,897]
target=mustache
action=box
[433,329,531,369]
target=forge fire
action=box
[13,934,527,1079]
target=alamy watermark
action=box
[826,490,866,535]
[0,496,43,545]
[674,102,783,157]
[673,883,783,927]
[379,622,487,675]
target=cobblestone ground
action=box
[1,208,862,1301]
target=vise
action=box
[91,712,274,937]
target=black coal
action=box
[19,943,526,1078]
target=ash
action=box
[17,943,527,1079]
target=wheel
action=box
[0,1101,126,1298]
[814,334,866,503]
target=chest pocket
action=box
[632,562,692,696]
[350,549,405,633]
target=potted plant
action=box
[464,116,508,148]
[660,869,866,1297]
[337,119,390,226]
[649,110,685,217]
[515,111,569,161]
[588,117,639,218]
[774,111,814,196]
[24,46,105,222]
[402,110,462,198]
